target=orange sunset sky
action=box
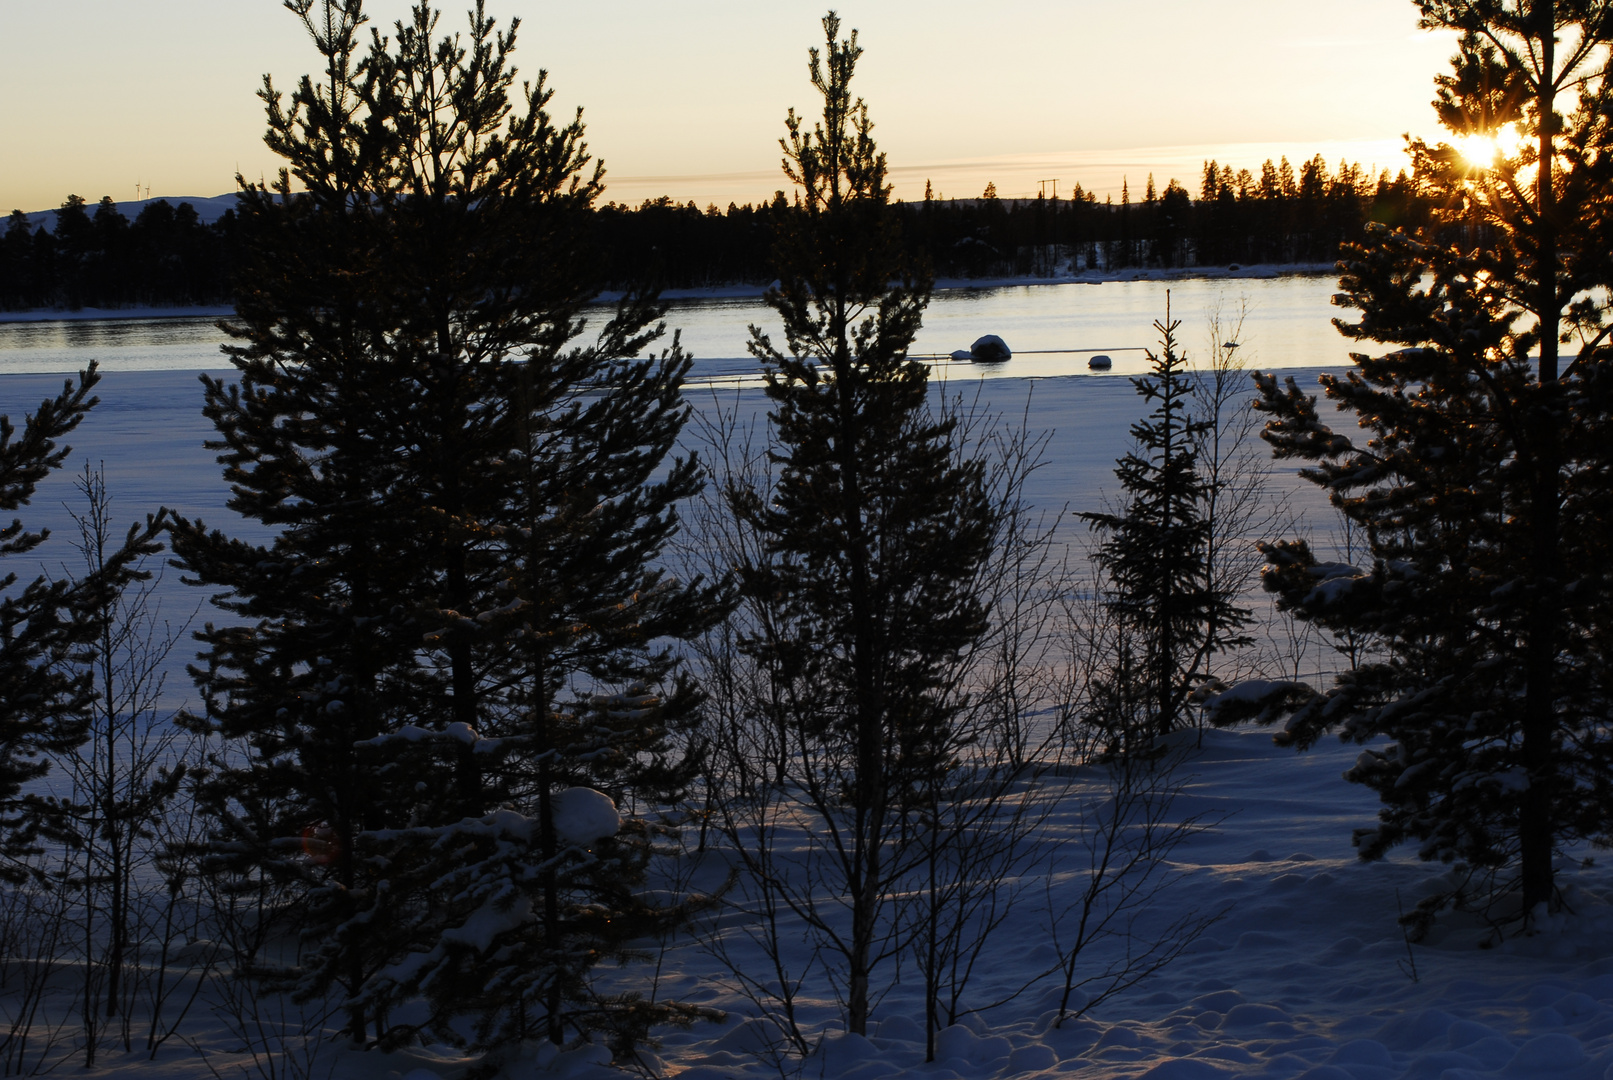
[1,0,1458,213]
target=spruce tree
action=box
[1082,296,1250,741]
[1215,1,1613,924]
[171,0,716,1050]
[727,11,996,1037]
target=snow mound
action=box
[1504,1032,1585,1071]
[810,1030,880,1072]
[551,787,620,845]
[969,334,1011,361]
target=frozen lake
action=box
[0,273,1351,380]
[0,274,1351,713]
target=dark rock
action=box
[970,334,1011,362]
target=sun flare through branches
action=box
[1449,122,1525,169]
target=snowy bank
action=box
[0,264,1337,325]
[0,304,234,324]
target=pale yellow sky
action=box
[0,0,1455,214]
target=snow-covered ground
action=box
[3,299,1598,1079]
[20,726,1613,1080]
[0,365,1337,714]
[633,727,1613,1080]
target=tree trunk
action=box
[436,331,484,821]
[835,289,883,1038]
[1520,0,1559,914]
[534,653,563,1045]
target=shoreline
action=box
[0,304,236,325]
[0,262,1338,325]
[609,261,1337,302]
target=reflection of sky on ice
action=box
[665,273,1353,387]
[0,311,234,375]
[0,274,1353,383]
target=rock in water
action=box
[551,787,621,844]
[950,349,974,362]
[1088,354,1112,370]
[970,334,1011,362]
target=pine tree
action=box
[1082,295,1249,742]
[726,11,996,1038]
[0,368,164,881]
[355,339,723,1055]
[0,370,101,875]
[171,0,717,1049]
[1215,1,1613,925]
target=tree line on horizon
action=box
[0,153,1435,311]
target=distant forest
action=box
[0,155,1434,311]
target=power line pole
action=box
[1038,180,1061,274]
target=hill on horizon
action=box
[16,193,239,230]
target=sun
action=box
[1452,124,1525,168]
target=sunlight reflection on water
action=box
[636,274,1351,386]
[0,273,1351,380]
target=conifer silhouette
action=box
[728,10,995,1038]
[1219,0,1613,927]
[171,0,718,1050]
